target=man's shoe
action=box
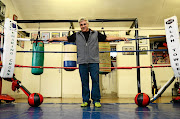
[81,102,90,107]
[94,102,101,107]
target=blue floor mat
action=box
[0,103,180,119]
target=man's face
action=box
[79,20,89,32]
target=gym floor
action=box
[0,97,180,119]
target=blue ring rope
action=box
[23,36,165,43]
[46,36,165,42]
[0,36,166,53]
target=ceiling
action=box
[8,0,180,29]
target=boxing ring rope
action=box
[0,64,171,69]
[0,47,168,53]
[4,18,166,94]
[0,17,179,106]
[15,18,141,93]
[19,49,168,53]
[17,28,166,32]
[16,36,166,41]
[6,35,165,54]
[16,49,167,53]
[0,19,167,97]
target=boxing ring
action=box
[0,16,180,107]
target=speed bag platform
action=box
[31,41,44,75]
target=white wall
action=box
[116,32,151,98]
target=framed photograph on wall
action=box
[152,52,170,64]
[138,36,147,45]
[17,33,21,46]
[124,38,133,44]
[20,35,25,49]
[17,33,25,49]
[139,46,148,55]
[122,46,134,55]
[42,32,50,44]
[52,32,60,38]
[20,41,24,49]
[31,32,38,40]
[62,32,68,37]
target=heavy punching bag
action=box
[99,42,111,74]
[64,42,77,71]
[31,41,44,75]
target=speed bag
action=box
[31,41,44,75]
[64,42,77,71]
[99,42,111,74]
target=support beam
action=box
[15,18,137,23]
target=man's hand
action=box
[47,37,68,42]
[120,37,128,41]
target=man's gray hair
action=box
[78,17,89,23]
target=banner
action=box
[164,16,180,77]
[0,18,17,78]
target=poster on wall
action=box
[31,32,38,40]
[52,32,60,38]
[139,46,148,55]
[62,32,68,37]
[17,32,24,49]
[17,33,20,46]
[122,46,134,55]
[139,36,147,45]
[42,32,50,44]
[51,32,60,44]
[152,52,170,64]
[20,36,25,49]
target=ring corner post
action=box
[135,18,141,93]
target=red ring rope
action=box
[9,64,171,69]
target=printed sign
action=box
[1,18,17,78]
[164,16,180,77]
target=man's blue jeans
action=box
[79,63,101,103]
